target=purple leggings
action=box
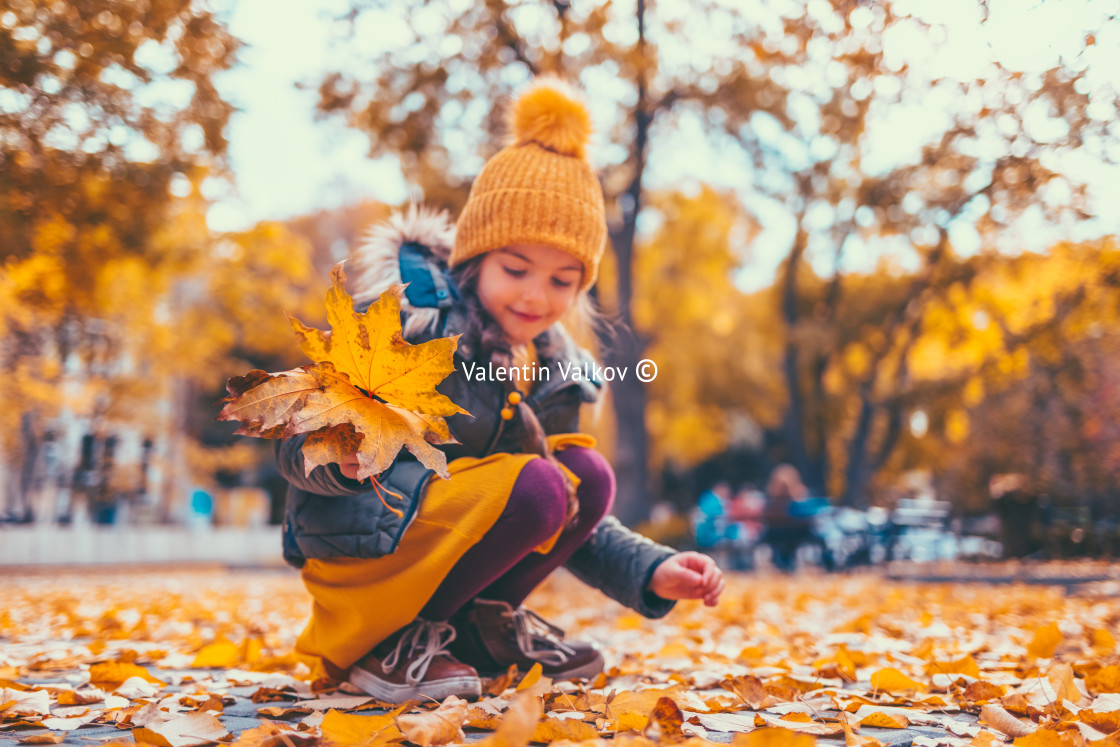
[420,447,615,620]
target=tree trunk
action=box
[780,227,813,487]
[603,0,652,528]
[842,393,875,508]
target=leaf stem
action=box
[371,476,405,519]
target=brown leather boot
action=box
[449,599,604,680]
[348,619,481,703]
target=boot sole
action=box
[349,667,481,703]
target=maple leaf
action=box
[218,264,470,496]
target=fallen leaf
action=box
[56,688,106,706]
[1049,664,1081,705]
[228,722,319,747]
[981,704,1039,738]
[192,640,240,669]
[0,689,50,717]
[477,694,543,747]
[320,707,403,746]
[721,675,770,709]
[1087,666,1120,695]
[395,695,468,747]
[871,668,926,694]
[972,732,1001,747]
[18,734,66,744]
[930,657,982,679]
[693,712,759,734]
[88,661,164,691]
[257,706,313,720]
[1091,629,1116,655]
[1012,729,1085,747]
[484,665,519,697]
[532,715,599,742]
[964,681,1007,703]
[1028,624,1063,660]
[1079,709,1120,734]
[645,696,686,742]
[132,712,229,747]
[754,713,845,736]
[860,712,909,728]
[515,663,544,692]
[843,712,885,747]
[730,726,819,747]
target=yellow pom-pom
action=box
[510,77,592,159]
[507,391,522,405]
[500,407,515,420]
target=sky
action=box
[206,0,1120,290]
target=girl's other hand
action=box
[339,452,360,481]
[649,551,725,607]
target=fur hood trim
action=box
[348,204,455,339]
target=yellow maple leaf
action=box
[289,266,467,418]
[219,264,470,491]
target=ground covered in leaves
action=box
[2,565,1119,747]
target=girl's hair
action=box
[450,256,605,523]
[449,255,610,364]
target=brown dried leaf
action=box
[395,695,468,747]
[981,704,1039,738]
[645,696,687,742]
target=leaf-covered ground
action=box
[2,565,1119,747]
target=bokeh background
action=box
[3,0,1120,566]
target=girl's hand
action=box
[649,551,725,607]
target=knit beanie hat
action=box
[450,77,607,291]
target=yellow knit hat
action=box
[450,78,607,291]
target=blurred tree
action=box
[901,239,1120,515]
[633,186,772,470]
[0,1,238,518]
[315,0,1116,518]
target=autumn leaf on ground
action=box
[477,693,543,747]
[730,726,819,747]
[645,696,687,742]
[870,668,926,694]
[218,265,470,486]
[842,712,885,747]
[395,695,469,747]
[321,706,404,746]
[980,704,1038,738]
[1028,624,1064,660]
[131,711,229,747]
[88,661,164,692]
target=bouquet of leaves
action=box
[217,265,470,516]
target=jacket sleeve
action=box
[563,516,678,618]
[275,434,369,497]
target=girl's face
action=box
[476,243,583,345]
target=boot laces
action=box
[381,620,457,686]
[503,607,576,666]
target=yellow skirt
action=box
[295,433,595,678]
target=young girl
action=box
[276,78,724,704]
